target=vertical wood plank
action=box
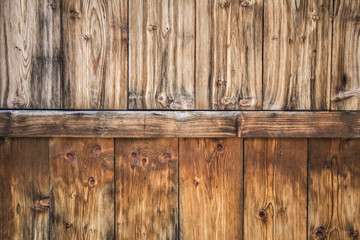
[0,138,50,239]
[50,138,114,239]
[263,0,332,110]
[331,1,360,110]
[179,138,243,239]
[129,0,195,110]
[309,139,360,239]
[0,0,61,109]
[61,0,128,109]
[196,0,263,110]
[244,138,307,239]
[115,138,178,239]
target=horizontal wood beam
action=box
[0,111,359,138]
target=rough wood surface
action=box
[179,138,243,239]
[244,138,307,239]
[61,0,128,109]
[0,138,50,239]
[331,0,360,110]
[1,110,360,138]
[263,0,332,110]
[115,138,178,239]
[0,0,61,109]
[129,0,195,110]
[49,138,114,239]
[196,0,262,110]
[308,139,360,240]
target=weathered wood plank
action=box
[115,138,178,239]
[244,138,307,239]
[308,139,360,239]
[263,0,332,110]
[196,0,262,110]
[61,0,128,109]
[49,138,114,239]
[179,138,243,239]
[331,1,360,110]
[0,0,61,109]
[129,0,195,110]
[0,138,50,239]
[1,110,360,138]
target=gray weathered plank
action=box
[263,0,332,110]
[129,0,195,110]
[0,0,61,109]
[196,0,263,110]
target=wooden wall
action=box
[1,0,360,110]
[1,137,360,239]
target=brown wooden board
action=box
[61,0,128,109]
[0,138,50,239]
[244,138,307,239]
[196,0,262,110]
[179,138,243,239]
[115,138,178,239]
[309,139,360,239]
[0,0,61,109]
[1,111,360,138]
[263,0,332,110]
[129,0,195,110]
[49,138,114,239]
[331,1,360,110]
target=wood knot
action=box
[216,143,224,152]
[148,24,157,31]
[50,1,57,10]
[312,13,320,21]
[92,144,102,155]
[16,203,21,214]
[346,227,359,240]
[312,226,326,240]
[131,151,139,158]
[219,1,230,8]
[141,157,148,166]
[65,152,76,162]
[65,222,73,229]
[84,34,92,41]
[193,179,199,187]
[88,177,96,188]
[258,209,267,222]
[288,38,294,44]
[70,10,81,19]
[241,0,249,7]
[163,153,172,161]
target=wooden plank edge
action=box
[0,110,359,138]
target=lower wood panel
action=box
[49,138,114,240]
[115,139,179,239]
[244,138,308,240]
[179,138,243,239]
[309,139,360,240]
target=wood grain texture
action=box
[263,0,332,110]
[61,0,128,109]
[49,138,114,239]
[115,138,178,239]
[179,138,243,239]
[309,139,360,240]
[331,0,360,110]
[244,138,307,239]
[1,110,360,138]
[0,0,61,109]
[0,138,50,239]
[196,0,262,110]
[129,0,195,110]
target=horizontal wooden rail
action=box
[0,110,359,138]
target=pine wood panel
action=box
[331,1,360,110]
[61,0,128,109]
[0,138,50,239]
[49,138,114,239]
[115,138,178,239]
[196,0,262,110]
[263,0,332,110]
[0,0,61,109]
[179,138,243,239]
[309,139,360,240]
[128,0,195,110]
[244,138,307,239]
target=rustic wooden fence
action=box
[1,0,360,239]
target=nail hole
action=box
[142,157,148,166]
[65,152,76,162]
[217,144,224,151]
[131,151,138,158]
[313,227,326,240]
[65,222,73,229]
[193,179,199,187]
[258,209,267,222]
[88,177,96,187]
[93,145,102,154]
[163,153,172,160]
